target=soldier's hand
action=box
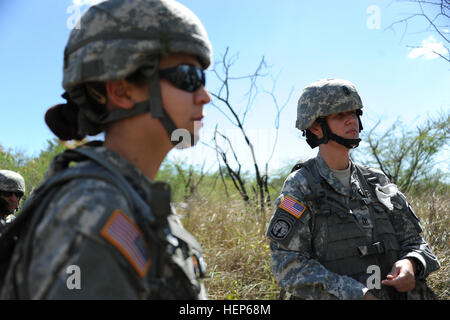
[363,291,378,300]
[382,259,416,292]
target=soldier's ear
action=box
[309,121,323,139]
[105,80,136,110]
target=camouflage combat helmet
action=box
[295,78,364,149]
[0,170,25,195]
[57,0,212,140]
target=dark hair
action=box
[44,94,85,141]
[45,69,149,141]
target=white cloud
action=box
[407,35,448,60]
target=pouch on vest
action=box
[149,181,206,298]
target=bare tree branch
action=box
[209,47,291,213]
[213,126,249,202]
[358,113,450,193]
[386,0,450,62]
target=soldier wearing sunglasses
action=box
[0,170,25,227]
[1,0,211,299]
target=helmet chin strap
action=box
[134,69,181,147]
[71,61,187,147]
[134,70,196,147]
[316,115,363,149]
[327,130,361,149]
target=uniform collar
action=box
[93,146,154,204]
[314,152,362,197]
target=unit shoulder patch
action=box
[101,209,151,278]
[269,218,293,240]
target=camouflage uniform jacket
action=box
[1,145,207,299]
[266,152,440,300]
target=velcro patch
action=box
[269,218,292,240]
[279,195,306,219]
[101,209,151,278]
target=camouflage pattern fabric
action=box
[295,79,363,130]
[0,170,25,194]
[266,152,440,300]
[63,0,212,91]
[0,146,207,299]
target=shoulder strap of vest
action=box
[353,163,377,179]
[291,158,325,200]
[353,163,380,200]
[68,147,155,223]
[290,159,305,173]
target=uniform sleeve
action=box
[390,191,440,279]
[28,178,148,299]
[266,170,368,300]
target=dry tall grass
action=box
[180,193,278,299]
[409,191,449,300]
[180,190,449,300]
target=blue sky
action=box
[0,0,448,174]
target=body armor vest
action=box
[292,159,402,299]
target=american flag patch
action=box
[279,195,306,219]
[101,209,151,278]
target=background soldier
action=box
[0,170,25,227]
[266,78,440,300]
[1,0,212,299]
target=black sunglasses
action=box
[0,191,23,198]
[159,64,206,93]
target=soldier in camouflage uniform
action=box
[1,0,211,299]
[0,170,25,227]
[266,79,440,300]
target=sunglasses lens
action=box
[0,191,22,198]
[160,65,205,93]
